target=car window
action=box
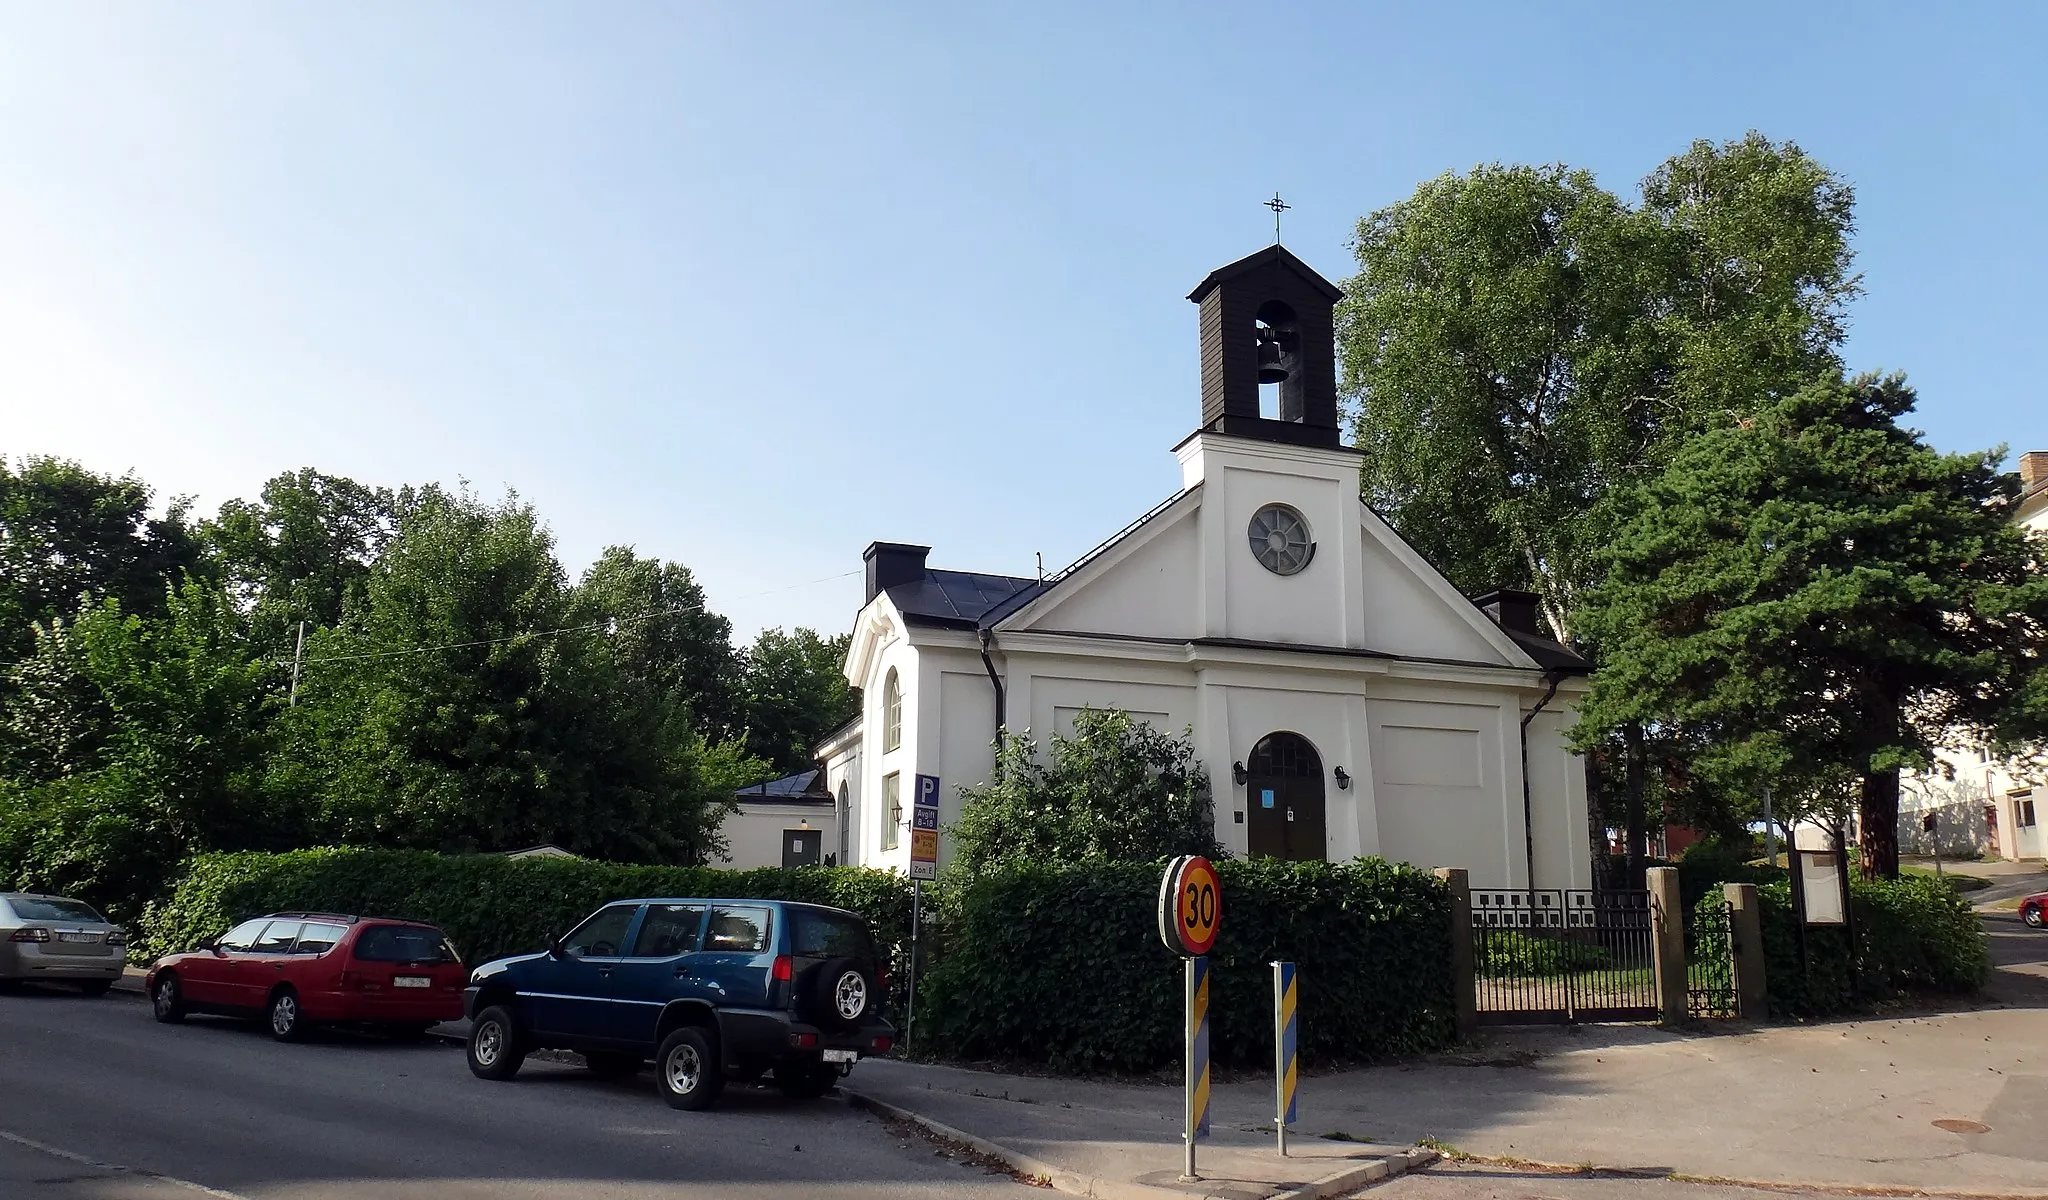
[353,925,456,963]
[789,908,875,961]
[561,905,637,959]
[253,921,303,953]
[632,904,704,958]
[5,897,106,923]
[217,919,271,951]
[293,923,349,954]
[705,907,771,954]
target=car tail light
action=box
[872,1035,893,1052]
[9,927,50,943]
[788,1031,819,1049]
[105,929,127,947]
[771,955,792,982]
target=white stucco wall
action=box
[718,803,837,870]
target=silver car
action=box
[0,893,127,995]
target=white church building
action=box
[815,245,1595,890]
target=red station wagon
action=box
[145,912,466,1040]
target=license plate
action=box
[56,932,99,943]
[822,1048,857,1064]
[393,976,431,988]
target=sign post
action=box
[1157,855,1221,1182]
[1272,960,1298,1157]
[906,775,942,1049]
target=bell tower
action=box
[1186,245,1345,449]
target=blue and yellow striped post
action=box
[1183,955,1211,1179]
[1273,961,1299,1156]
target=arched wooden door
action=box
[1245,732,1326,861]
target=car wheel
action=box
[801,957,876,1030]
[774,1060,839,1100]
[151,974,187,1023]
[467,1005,525,1081]
[75,979,115,998]
[656,1027,723,1111]
[584,1050,642,1079]
[267,988,309,1042]
[2025,905,2045,930]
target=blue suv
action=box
[463,898,894,1110]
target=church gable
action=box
[1356,502,1530,667]
[1002,489,1202,639]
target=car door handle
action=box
[272,963,285,971]
[595,967,612,978]
[673,966,691,977]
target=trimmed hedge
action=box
[914,857,1457,1074]
[138,849,916,1009]
[1689,871,1989,1018]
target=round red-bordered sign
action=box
[1157,855,1222,957]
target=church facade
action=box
[817,245,1594,890]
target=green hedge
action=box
[913,857,1456,1074]
[1476,930,1612,978]
[138,849,916,1009]
[1689,872,1989,1018]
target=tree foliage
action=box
[737,627,859,776]
[949,709,1220,876]
[1338,133,1859,638]
[1572,376,2048,877]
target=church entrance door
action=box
[1245,732,1326,861]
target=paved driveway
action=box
[0,985,1032,1199]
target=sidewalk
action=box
[850,997,2048,1200]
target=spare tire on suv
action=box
[799,956,875,1029]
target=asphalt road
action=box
[0,985,1035,1199]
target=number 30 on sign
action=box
[1157,855,1222,957]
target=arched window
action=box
[882,669,902,753]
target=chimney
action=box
[2019,451,2048,491]
[863,542,930,603]
[1472,588,1541,637]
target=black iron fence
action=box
[1470,888,1658,1023]
[1685,897,1739,1019]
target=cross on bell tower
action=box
[1186,245,1344,449]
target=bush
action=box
[914,856,1456,1074]
[138,849,916,1009]
[1692,872,1989,1018]
[1475,930,1613,978]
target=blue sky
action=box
[4,3,2042,640]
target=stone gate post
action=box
[1724,881,1768,1021]
[1647,866,1686,1025]
[1434,867,1477,1038]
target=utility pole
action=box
[1762,786,1776,867]
[289,620,307,706]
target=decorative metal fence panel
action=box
[1685,898,1739,1020]
[1470,888,1658,1024]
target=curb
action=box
[842,1085,1436,1200]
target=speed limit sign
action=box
[1158,855,1222,957]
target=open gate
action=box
[1470,888,1658,1024]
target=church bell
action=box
[1256,334,1289,384]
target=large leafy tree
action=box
[1572,376,2048,878]
[1338,133,1860,638]
[201,469,397,645]
[737,627,859,776]
[949,708,1220,877]
[569,546,740,736]
[0,583,284,918]
[0,455,206,662]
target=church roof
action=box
[886,569,1038,630]
[1186,243,1345,305]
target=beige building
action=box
[1902,450,2048,862]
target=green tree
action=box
[1338,134,1860,638]
[201,469,396,645]
[1572,376,2048,878]
[0,455,206,662]
[569,547,740,736]
[737,627,858,776]
[0,583,284,918]
[949,709,1220,876]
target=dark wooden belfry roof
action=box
[1186,244,1346,305]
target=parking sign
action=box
[909,775,941,880]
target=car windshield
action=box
[7,897,106,923]
[788,908,874,961]
[353,925,456,963]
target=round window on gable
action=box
[1248,504,1315,576]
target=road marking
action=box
[0,1128,252,1199]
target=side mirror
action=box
[546,934,566,959]
[207,940,226,957]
